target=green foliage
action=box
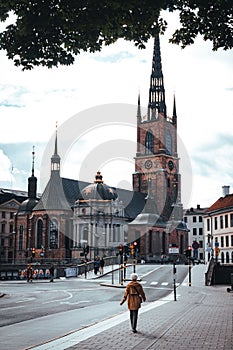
[0,1,232,69]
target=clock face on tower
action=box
[145,160,152,169]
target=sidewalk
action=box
[31,264,233,350]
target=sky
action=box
[0,11,233,210]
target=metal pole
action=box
[189,258,192,286]
[173,262,177,301]
[112,263,114,285]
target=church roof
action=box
[33,172,71,211]
[128,213,164,227]
[81,171,118,201]
[17,198,39,214]
[0,189,27,205]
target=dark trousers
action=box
[130,310,138,330]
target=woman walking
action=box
[120,273,146,333]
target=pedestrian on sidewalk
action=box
[50,264,54,282]
[94,256,100,275]
[120,273,146,333]
[99,257,105,274]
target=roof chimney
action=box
[222,185,230,197]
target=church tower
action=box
[133,35,181,222]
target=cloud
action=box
[93,51,135,63]
[0,150,12,182]
[0,84,27,107]
[0,143,45,191]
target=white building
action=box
[205,186,233,264]
[183,205,207,262]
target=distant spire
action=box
[137,92,141,154]
[172,94,177,125]
[148,35,166,119]
[54,121,58,155]
[31,146,35,175]
[28,146,37,199]
[51,122,60,173]
[137,92,141,118]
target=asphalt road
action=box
[0,264,188,350]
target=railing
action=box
[0,256,119,280]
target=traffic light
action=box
[130,244,134,255]
[119,244,123,255]
[32,248,35,258]
[186,246,192,258]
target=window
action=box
[214,217,218,230]
[10,224,13,233]
[2,211,5,218]
[199,228,203,235]
[165,131,172,155]
[1,224,5,233]
[19,225,23,251]
[199,240,203,248]
[149,230,153,254]
[155,231,160,255]
[220,216,223,229]
[49,219,58,249]
[230,213,233,227]
[162,232,166,254]
[226,236,229,247]
[193,216,196,223]
[199,216,203,222]
[193,228,197,235]
[36,220,43,249]
[225,215,229,228]
[145,130,154,154]
[184,217,187,223]
[221,236,224,247]
[231,235,233,247]
[207,218,210,231]
[226,252,230,263]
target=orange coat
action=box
[120,281,146,310]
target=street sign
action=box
[169,247,179,254]
[192,241,200,250]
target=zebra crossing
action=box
[139,280,188,288]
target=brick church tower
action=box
[129,36,188,262]
[133,35,181,222]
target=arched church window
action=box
[145,130,154,154]
[19,225,23,251]
[162,232,166,253]
[36,219,43,249]
[165,131,172,155]
[49,219,58,249]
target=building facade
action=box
[183,205,207,262]
[0,189,27,263]
[205,186,233,264]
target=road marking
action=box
[1,305,25,310]
[150,281,158,285]
[43,292,73,304]
[16,297,36,303]
[161,282,169,286]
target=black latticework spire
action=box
[148,35,166,119]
